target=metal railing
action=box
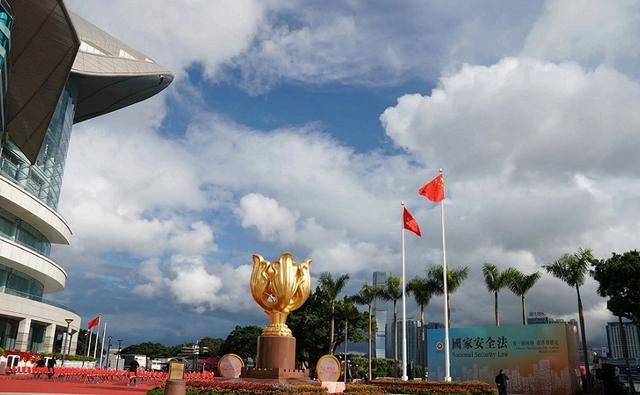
[0,286,78,314]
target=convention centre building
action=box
[0,0,172,354]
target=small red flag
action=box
[418,174,445,202]
[87,316,100,329]
[403,207,421,237]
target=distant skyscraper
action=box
[386,319,421,366]
[606,321,640,360]
[373,271,389,358]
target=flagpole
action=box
[440,169,451,382]
[86,326,92,357]
[93,314,101,359]
[99,320,107,368]
[401,202,408,381]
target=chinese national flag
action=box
[87,316,100,329]
[403,207,421,237]
[418,174,445,202]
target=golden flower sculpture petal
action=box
[250,252,312,337]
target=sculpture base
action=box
[163,380,186,395]
[241,367,309,380]
[256,335,297,370]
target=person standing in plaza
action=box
[495,369,509,395]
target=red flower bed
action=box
[147,378,495,394]
[148,380,327,395]
[370,380,496,394]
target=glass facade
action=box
[0,315,18,349]
[0,262,44,301]
[0,1,12,131]
[0,207,51,256]
[0,78,77,209]
[29,323,46,352]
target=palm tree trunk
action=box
[330,302,335,354]
[344,319,348,384]
[521,295,526,325]
[368,304,372,381]
[494,291,499,326]
[576,286,593,390]
[420,304,425,375]
[393,301,398,378]
[618,315,635,391]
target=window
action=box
[118,48,136,60]
[79,41,107,56]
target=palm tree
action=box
[334,296,358,383]
[407,276,435,373]
[505,268,541,325]
[481,263,510,326]
[319,272,350,354]
[383,275,402,377]
[426,265,469,328]
[352,284,383,381]
[543,248,597,390]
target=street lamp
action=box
[106,336,112,369]
[61,319,73,366]
[116,339,122,370]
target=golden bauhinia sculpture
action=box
[250,252,312,337]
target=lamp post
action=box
[106,336,112,369]
[61,318,73,366]
[116,339,122,370]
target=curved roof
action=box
[5,0,79,164]
[69,12,174,123]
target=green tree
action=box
[481,263,510,326]
[352,283,383,380]
[505,268,541,325]
[319,272,350,354]
[199,337,224,356]
[218,325,262,361]
[407,276,435,372]
[334,296,359,382]
[427,265,469,328]
[593,250,640,390]
[119,342,170,358]
[288,281,367,371]
[75,328,103,357]
[383,275,402,376]
[544,248,597,390]
[592,250,640,324]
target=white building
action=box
[0,0,171,355]
[606,321,640,361]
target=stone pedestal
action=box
[163,380,186,395]
[242,336,309,381]
[257,336,296,369]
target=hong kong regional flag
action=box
[403,207,421,237]
[87,316,100,329]
[418,174,445,202]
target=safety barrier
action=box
[0,367,210,384]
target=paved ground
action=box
[0,377,157,395]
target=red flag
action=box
[418,174,445,202]
[403,207,421,237]
[87,316,100,329]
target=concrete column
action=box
[43,324,56,353]
[15,317,31,351]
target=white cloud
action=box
[67,0,265,80]
[236,193,299,243]
[523,0,640,77]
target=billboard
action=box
[427,323,580,395]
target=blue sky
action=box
[56,0,640,349]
